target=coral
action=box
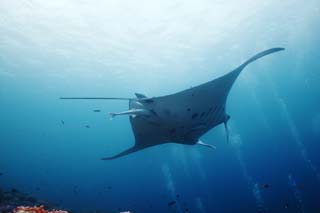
[0,187,68,213]
[14,205,68,213]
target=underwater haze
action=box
[1,0,320,212]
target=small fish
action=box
[176,194,180,198]
[85,125,90,128]
[185,208,189,212]
[93,109,101,112]
[284,203,289,209]
[0,172,3,176]
[168,201,176,207]
[61,120,65,125]
[262,184,270,189]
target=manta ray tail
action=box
[101,146,143,160]
[235,47,285,74]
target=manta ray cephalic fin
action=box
[197,140,216,150]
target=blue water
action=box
[1,0,320,212]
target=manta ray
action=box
[61,47,284,160]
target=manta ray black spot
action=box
[213,106,217,112]
[60,48,285,160]
[192,113,199,119]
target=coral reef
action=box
[14,205,68,213]
[0,187,66,213]
[0,186,130,213]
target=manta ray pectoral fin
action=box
[234,47,285,75]
[101,146,142,160]
[197,140,216,150]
